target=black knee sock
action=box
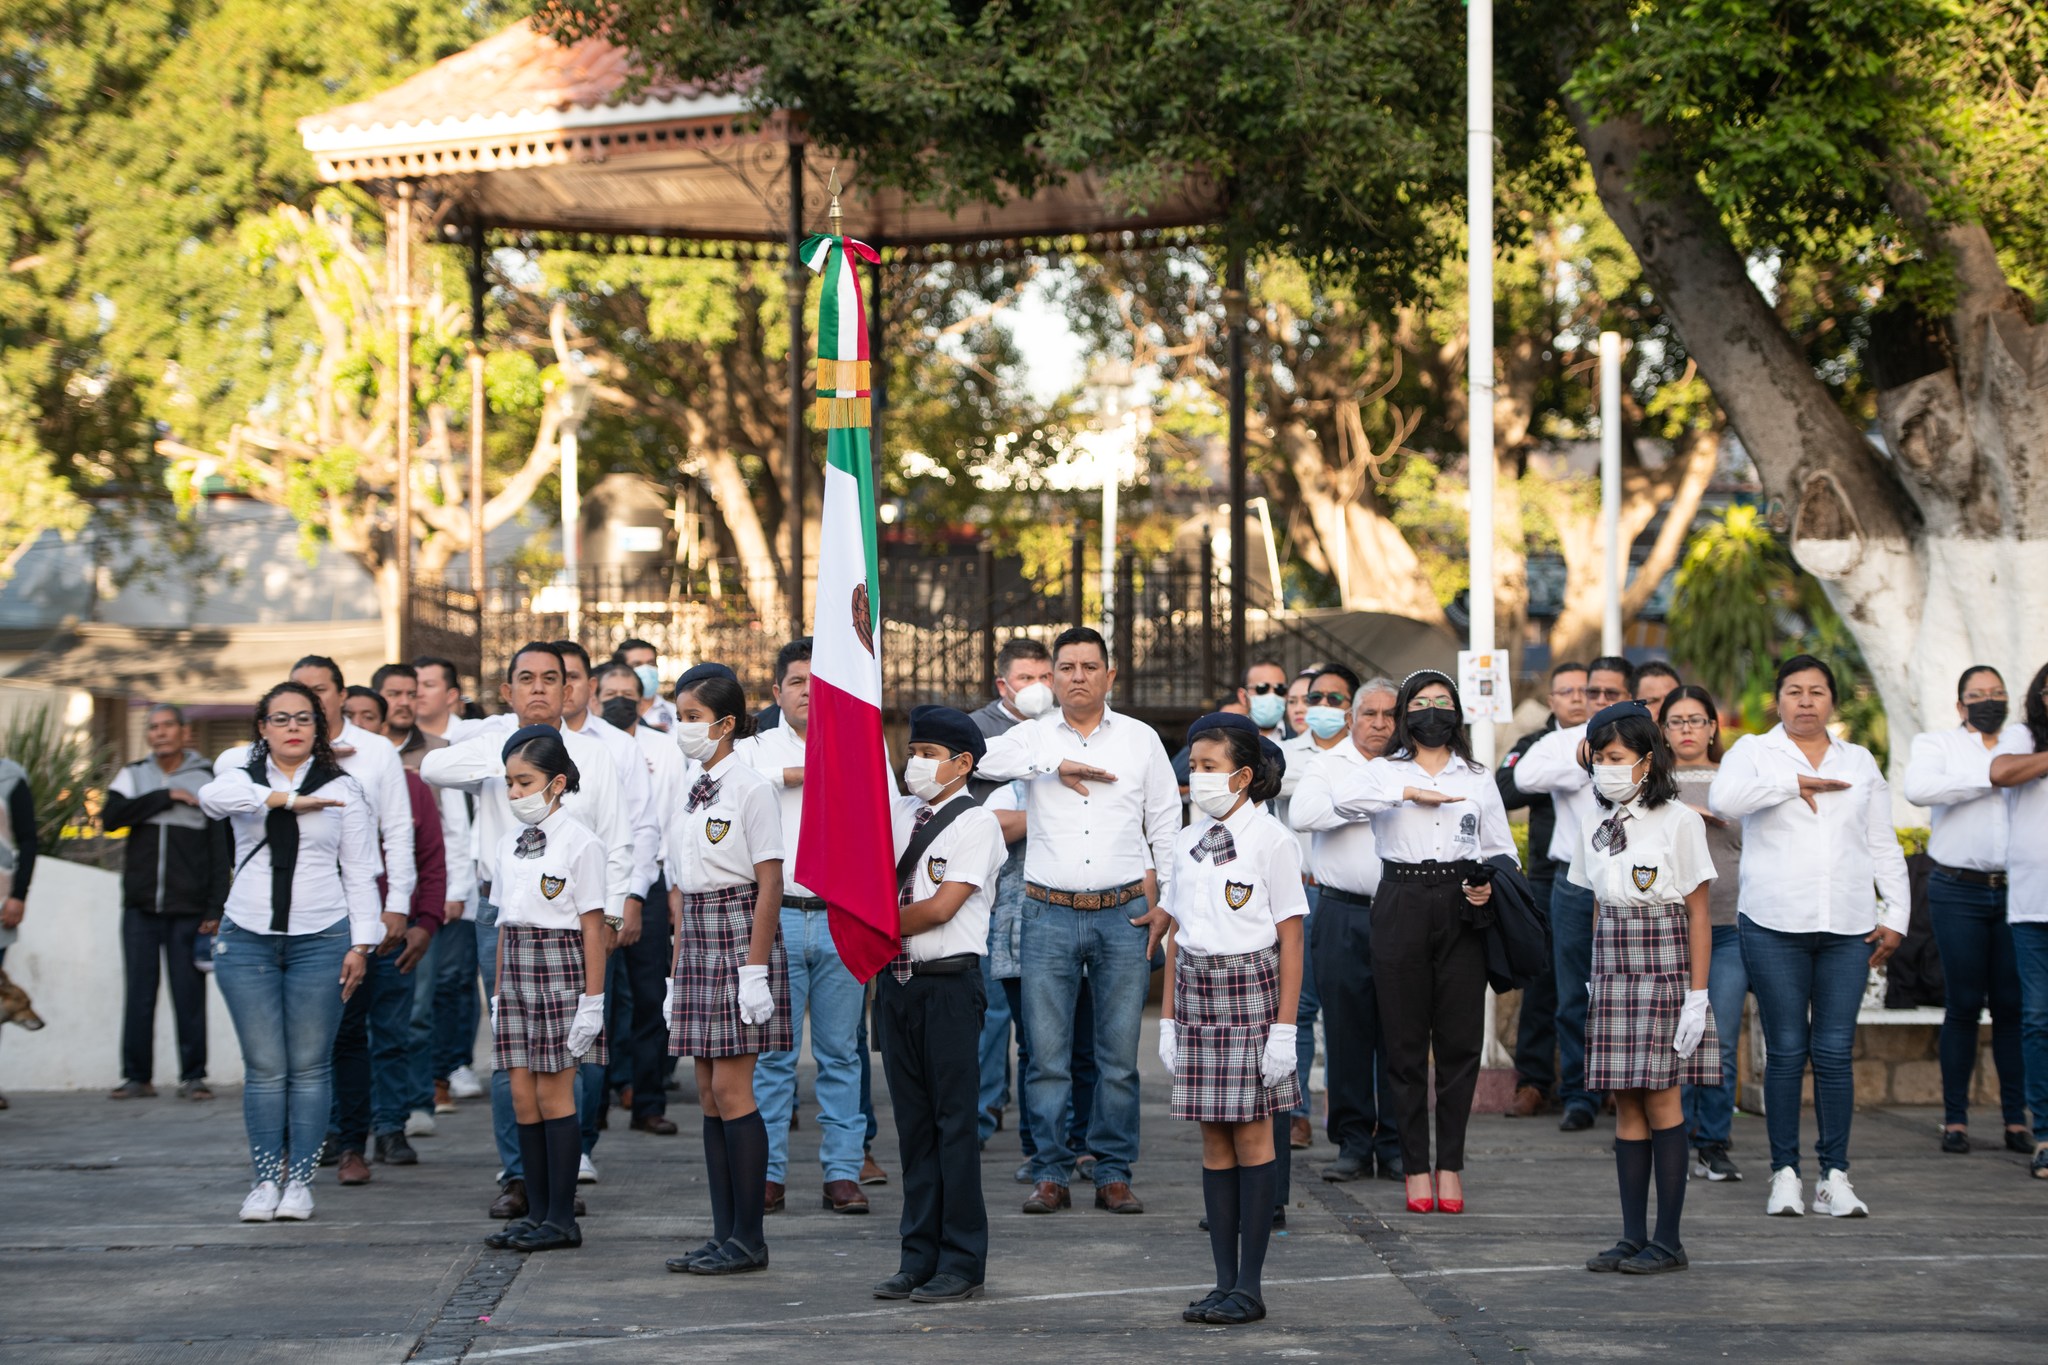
[1235,1160,1278,1299]
[543,1116,581,1231]
[1650,1124,1689,1250]
[1614,1137,1651,1247]
[1202,1166,1240,1292]
[722,1109,769,1250]
[701,1116,733,1244]
[517,1121,549,1226]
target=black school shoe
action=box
[1183,1289,1228,1323]
[909,1273,982,1303]
[374,1132,419,1165]
[508,1220,582,1252]
[665,1239,721,1273]
[873,1271,923,1300]
[1559,1107,1596,1133]
[1941,1129,1970,1155]
[1202,1289,1267,1325]
[1585,1239,1643,1272]
[1617,1242,1688,1275]
[2006,1129,2038,1154]
[485,1218,535,1250]
[688,1238,769,1275]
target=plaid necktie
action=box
[686,775,719,813]
[1592,809,1631,856]
[888,806,938,984]
[513,826,546,859]
[1191,822,1236,866]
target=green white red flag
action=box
[794,230,898,982]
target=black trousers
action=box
[878,967,988,1284]
[623,876,674,1118]
[121,908,208,1084]
[1511,872,1558,1093]
[1309,891,1400,1164]
[1371,876,1489,1174]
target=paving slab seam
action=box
[404,1248,525,1363]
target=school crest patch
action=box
[540,875,566,900]
[705,818,732,845]
[1631,865,1658,892]
[1224,881,1255,910]
[926,856,948,885]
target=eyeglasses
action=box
[1585,686,1629,702]
[264,711,316,729]
[1664,717,1715,731]
[1306,691,1351,707]
[1245,682,1285,695]
[1550,686,1585,701]
[1407,698,1458,711]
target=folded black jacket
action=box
[103,751,230,917]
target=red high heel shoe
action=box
[1436,1172,1464,1215]
[1405,1174,1435,1214]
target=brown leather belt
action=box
[1024,880,1146,911]
[1933,863,2007,888]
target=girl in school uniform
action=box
[485,725,609,1253]
[1159,712,1308,1327]
[1571,701,1718,1275]
[661,663,790,1277]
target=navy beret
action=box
[1586,700,1654,737]
[673,662,738,695]
[1186,711,1260,746]
[1259,735,1285,779]
[500,723,561,762]
[909,704,986,763]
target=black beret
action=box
[500,723,560,762]
[909,704,986,763]
[1259,735,1285,780]
[674,662,738,694]
[1186,711,1260,746]
[1586,700,1654,737]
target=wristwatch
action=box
[603,915,624,931]
[349,945,374,956]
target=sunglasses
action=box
[1306,691,1351,707]
[1245,682,1285,696]
[1585,686,1629,702]
[264,711,316,729]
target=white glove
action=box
[1673,989,1711,1059]
[566,993,605,1058]
[489,994,500,1032]
[1157,1019,1178,1077]
[737,965,774,1026]
[662,979,677,1030]
[1262,1023,1299,1088]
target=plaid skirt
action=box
[1171,944,1301,1124]
[494,924,606,1073]
[1586,902,1719,1092]
[670,883,792,1059]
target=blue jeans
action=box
[754,907,867,1184]
[1681,923,1749,1146]
[212,918,351,1186]
[2010,923,2048,1144]
[976,953,1014,1143]
[1739,914,1867,1174]
[1550,878,1599,1114]
[406,929,440,1113]
[1019,900,1149,1187]
[474,896,521,1178]
[1294,887,1321,1117]
[1001,975,1094,1157]
[329,945,417,1148]
[1927,872,2027,1127]
[431,911,481,1077]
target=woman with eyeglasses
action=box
[1903,666,2031,1158]
[1709,655,1909,1219]
[199,682,381,1223]
[1986,662,2048,1178]
[1659,685,1747,1183]
[1317,669,1517,1215]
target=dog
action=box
[0,965,43,1031]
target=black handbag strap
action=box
[895,794,983,892]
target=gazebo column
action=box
[785,138,808,631]
[467,211,488,641]
[1225,244,1249,690]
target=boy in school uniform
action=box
[872,706,1008,1304]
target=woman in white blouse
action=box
[1319,669,1517,1216]
[1709,655,1908,1220]
[199,682,381,1224]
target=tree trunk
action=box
[1277,420,1451,625]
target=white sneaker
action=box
[448,1065,484,1100]
[275,1180,315,1221]
[578,1153,599,1184]
[1766,1166,1805,1216]
[239,1181,282,1222]
[1811,1167,1868,1217]
[405,1109,437,1138]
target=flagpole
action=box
[1466,0,1496,770]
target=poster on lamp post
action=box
[1458,650,1514,724]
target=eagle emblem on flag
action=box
[1631,865,1657,892]
[926,856,947,884]
[853,583,876,658]
[706,818,732,845]
[540,875,565,900]
[1225,881,1255,910]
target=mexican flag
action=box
[794,230,899,982]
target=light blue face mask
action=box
[1248,693,1286,730]
[634,664,660,700]
[1305,705,1348,740]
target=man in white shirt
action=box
[978,626,1179,1216]
[1509,653,1634,1131]
[614,637,678,732]
[739,638,874,1211]
[411,655,485,1102]
[1289,676,1403,1183]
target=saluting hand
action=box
[1403,787,1465,808]
[1796,775,1852,811]
[1058,759,1118,796]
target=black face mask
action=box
[1406,707,1461,749]
[600,697,640,731]
[1965,699,2009,734]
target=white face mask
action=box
[904,755,952,802]
[1593,762,1645,805]
[674,720,722,762]
[509,785,555,826]
[1011,681,1054,719]
[1189,771,1244,819]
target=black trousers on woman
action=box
[1371,868,1489,1174]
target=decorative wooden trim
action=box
[312,114,753,183]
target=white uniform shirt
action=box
[1566,795,1715,907]
[1903,724,2015,872]
[735,723,818,899]
[419,715,635,916]
[220,719,414,915]
[492,806,608,930]
[1277,731,1346,863]
[1321,752,1519,866]
[569,710,660,899]
[665,751,784,893]
[1509,722,1594,863]
[630,721,688,877]
[891,790,1007,961]
[1166,799,1311,956]
[1708,726,1910,936]
[977,706,1180,899]
[1994,727,2048,923]
[1286,740,1385,897]
[200,759,383,943]
[434,785,477,905]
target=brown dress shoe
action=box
[823,1179,871,1213]
[337,1150,372,1186]
[489,1179,527,1219]
[433,1080,457,1115]
[1094,1181,1144,1214]
[630,1113,679,1135]
[1505,1085,1545,1118]
[764,1181,785,1214]
[1289,1117,1313,1150]
[859,1152,888,1186]
[1022,1181,1071,1214]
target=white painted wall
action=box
[0,857,245,1090]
